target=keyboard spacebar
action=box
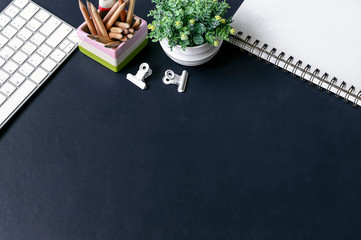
[0,80,36,125]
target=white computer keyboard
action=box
[0,0,78,128]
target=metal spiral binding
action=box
[229,32,361,107]
[353,91,361,107]
[292,61,302,77]
[344,86,355,103]
[326,77,337,94]
[335,82,346,98]
[300,65,311,81]
[309,69,320,85]
[274,52,285,69]
[318,73,328,89]
[283,56,294,72]
[258,44,268,60]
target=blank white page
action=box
[232,0,361,99]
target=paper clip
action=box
[126,63,152,90]
[162,70,188,93]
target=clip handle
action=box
[162,70,188,93]
[126,63,152,90]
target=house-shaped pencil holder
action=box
[77,15,147,72]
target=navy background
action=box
[1,0,361,239]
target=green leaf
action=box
[193,35,204,45]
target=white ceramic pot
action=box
[160,39,223,66]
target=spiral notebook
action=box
[230,0,361,106]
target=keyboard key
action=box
[0,80,36,125]
[40,17,60,36]
[5,5,20,18]
[2,25,17,38]
[0,82,16,96]
[30,68,47,84]
[0,14,11,28]
[8,37,24,50]
[21,42,37,55]
[41,58,56,72]
[3,61,19,74]
[27,19,41,31]
[46,24,72,48]
[0,58,5,67]
[35,10,50,23]
[12,51,28,64]
[11,16,26,30]
[37,44,52,57]
[30,32,46,45]
[67,31,78,43]
[64,43,75,53]
[0,94,6,105]
[59,40,70,50]
[13,0,29,8]
[9,72,25,86]
[0,46,15,59]
[28,53,43,67]
[0,34,8,47]
[0,70,10,84]
[19,63,34,76]
[18,28,32,41]
[50,49,66,62]
[20,3,39,20]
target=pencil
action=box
[105,1,128,30]
[104,41,122,48]
[90,3,108,37]
[132,18,141,29]
[102,1,119,24]
[110,27,123,33]
[89,35,113,44]
[119,0,126,22]
[126,0,135,25]
[114,21,130,29]
[87,0,100,35]
[79,0,96,35]
[109,32,123,40]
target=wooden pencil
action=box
[102,1,119,24]
[89,35,113,43]
[105,1,128,30]
[79,0,96,35]
[132,18,141,29]
[110,27,123,33]
[119,0,126,22]
[126,0,135,25]
[90,3,108,37]
[87,0,101,35]
[109,32,123,39]
[104,41,122,48]
[114,21,130,29]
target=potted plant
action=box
[147,0,235,66]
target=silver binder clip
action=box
[162,70,188,93]
[126,63,152,90]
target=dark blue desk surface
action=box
[1,0,361,239]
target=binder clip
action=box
[126,63,152,90]
[162,70,188,93]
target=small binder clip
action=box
[162,70,188,93]
[126,63,152,90]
